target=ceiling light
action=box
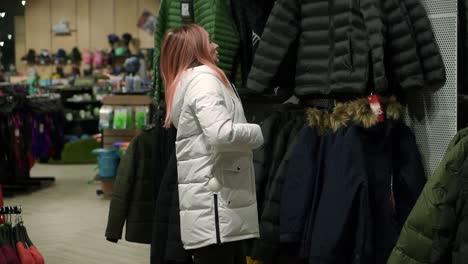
[0,42,4,47]
[7,34,12,40]
[0,13,5,18]
[21,1,26,6]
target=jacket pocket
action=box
[219,155,256,208]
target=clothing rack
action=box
[0,205,22,224]
[0,202,44,264]
[0,84,63,196]
[0,205,22,215]
[0,83,58,96]
[0,83,29,87]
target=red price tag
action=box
[367,94,384,122]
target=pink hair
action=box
[160,24,230,128]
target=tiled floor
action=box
[4,164,150,264]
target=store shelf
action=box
[64,118,100,136]
[66,118,99,123]
[100,95,152,148]
[102,94,152,106]
[48,86,93,92]
[103,128,139,136]
[65,100,101,104]
[102,128,140,149]
[112,89,151,95]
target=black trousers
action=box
[192,242,245,264]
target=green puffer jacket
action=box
[105,126,158,244]
[388,127,468,264]
[152,0,240,103]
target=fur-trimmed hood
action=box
[306,96,403,134]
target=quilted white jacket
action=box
[171,65,264,250]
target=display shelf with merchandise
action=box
[100,94,152,149]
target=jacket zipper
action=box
[213,194,221,245]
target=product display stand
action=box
[101,94,152,149]
[94,94,152,196]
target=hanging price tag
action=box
[40,124,44,133]
[181,3,190,17]
[367,94,384,122]
[180,0,194,23]
[14,129,20,137]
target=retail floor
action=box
[4,164,150,264]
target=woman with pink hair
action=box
[160,24,264,263]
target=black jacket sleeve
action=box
[105,138,138,242]
[383,0,424,91]
[401,0,446,89]
[246,0,300,93]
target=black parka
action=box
[247,0,386,96]
[247,0,445,96]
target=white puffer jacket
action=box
[171,65,264,250]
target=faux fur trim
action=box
[386,96,403,121]
[306,96,403,133]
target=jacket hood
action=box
[306,96,403,134]
[171,65,219,129]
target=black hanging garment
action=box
[150,122,191,264]
[151,149,192,264]
[356,119,426,263]
[230,0,298,94]
[246,0,446,96]
[229,0,276,86]
[252,115,305,263]
[253,111,283,214]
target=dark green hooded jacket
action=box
[105,126,158,244]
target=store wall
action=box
[14,16,26,74]
[16,0,159,75]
